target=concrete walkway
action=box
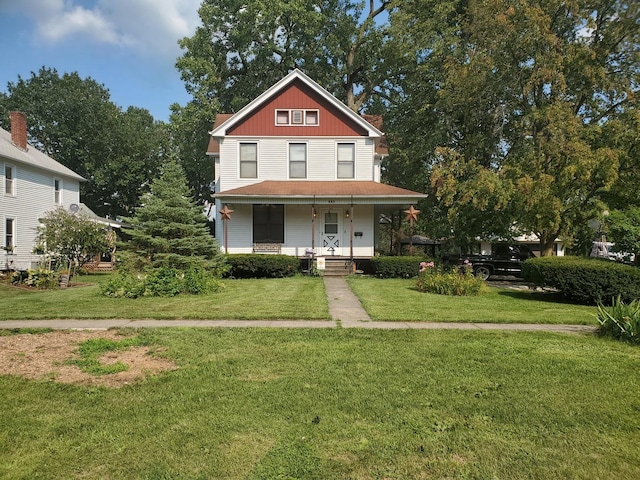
[0,276,596,334]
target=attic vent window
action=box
[275,109,319,126]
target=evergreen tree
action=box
[122,159,223,272]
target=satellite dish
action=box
[69,204,79,213]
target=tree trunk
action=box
[539,235,557,257]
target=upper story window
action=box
[275,109,319,126]
[289,143,307,179]
[337,143,355,179]
[54,178,62,205]
[4,164,15,196]
[239,143,257,178]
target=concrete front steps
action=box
[320,257,356,276]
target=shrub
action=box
[10,269,59,289]
[101,266,223,298]
[100,272,146,298]
[372,256,430,278]
[415,264,486,296]
[522,256,640,304]
[225,254,299,278]
[595,296,640,344]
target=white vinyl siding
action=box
[239,143,257,178]
[337,143,355,179]
[289,143,307,179]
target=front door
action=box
[321,209,341,256]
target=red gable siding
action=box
[227,79,368,137]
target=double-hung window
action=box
[5,218,15,253]
[289,143,307,179]
[239,143,257,178]
[54,178,62,205]
[4,164,15,196]
[337,143,355,179]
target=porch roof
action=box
[215,181,426,205]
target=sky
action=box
[0,0,203,122]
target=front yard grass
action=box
[1,328,638,479]
[0,275,328,320]
[347,277,597,324]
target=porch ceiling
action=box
[215,181,426,205]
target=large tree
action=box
[121,159,224,272]
[0,67,166,218]
[386,0,640,255]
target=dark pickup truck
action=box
[452,244,537,280]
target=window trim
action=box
[275,109,320,127]
[336,142,356,179]
[4,217,15,253]
[4,163,16,196]
[54,177,63,205]
[252,204,285,244]
[238,142,258,179]
[288,142,307,179]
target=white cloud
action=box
[3,0,201,59]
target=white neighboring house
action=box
[207,69,426,270]
[475,235,565,257]
[1,111,85,271]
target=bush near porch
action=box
[224,254,300,278]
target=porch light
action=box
[345,210,350,219]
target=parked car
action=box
[451,244,537,280]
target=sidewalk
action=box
[0,276,596,334]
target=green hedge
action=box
[371,256,429,278]
[225,254,300,278]
[522,256,640,304]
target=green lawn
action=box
[348,277,597,324]
[0,276,329,320]
[1,328,638,479]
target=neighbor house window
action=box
[253,204,284,243]
[54,178,62,205]
[4,164,15,196]
[239,143,257,178]
[337,143,355,178]
[5,218,15,252]
[289,143,307,178]
[275,109,319,126]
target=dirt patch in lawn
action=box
[0,330,178,388]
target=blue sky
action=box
[0,0,203,122]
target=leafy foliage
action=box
[522,256,640,304]
[371,256,430,278]
[596,296,640,344]
[606,208,640,265]
[225,254,300,278]
[415,265,486,296]
[0,67,166,218]
[385,0,640,252]
[10,269,59,289]
[35,208,111,272]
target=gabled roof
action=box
[209,69,383,139]
[206,113,233,155]
[0,127,85,181]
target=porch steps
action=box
[321,258,355,276]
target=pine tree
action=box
[122,159,223,272]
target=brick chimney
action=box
[10,111,28,151]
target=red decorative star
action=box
[219,204,234,220]
[404,205,420,225]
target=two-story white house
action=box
[1,111,84,271]
[207,69,426,270]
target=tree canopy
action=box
[384,0,640,254]
[0,67,167,219]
